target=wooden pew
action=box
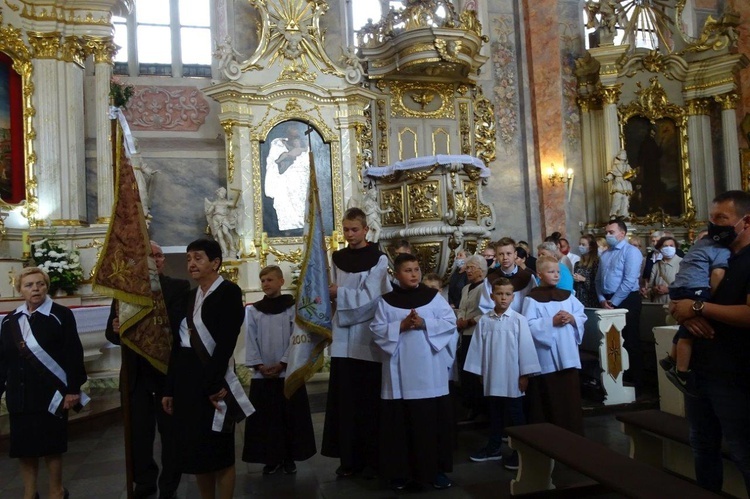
[617,410,748,498]
[506,423,721,498]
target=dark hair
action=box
[544,231,562,245]
[560,238,569,246]
[713,190,750,217]
[515,246,528,259]
[423,272,441,282]
[186,239,223,267]
[579,234,599,269]
[343,207,367,226]
[605,219,628,234]
[494,237,516,250]
[394,253,419,271]
[391,239,412,251]
[492,277,513,292]
[655,236,677,250]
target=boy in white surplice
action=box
[370,253,458,491]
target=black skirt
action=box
[9,410,68,458]
[171,347,236,474]
[242,378,316,464]
[379,395,454,483]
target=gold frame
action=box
[250,106,342,247]
[617,78,695,227]
[741,148,750,193]
[0,20,37,222]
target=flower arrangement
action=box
[31,238,84,295]
[110,77,135,108]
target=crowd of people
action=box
[1,190,749,498]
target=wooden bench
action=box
[617,410,748,498]
[506,423,721,498]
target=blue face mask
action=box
[578,245,588,255]
[454,258,465,269]
[605,234,619,247]
[660,246,676,259]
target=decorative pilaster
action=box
[84,36,118,223]
[686,98,714,220]
[600,84,622,174]
[578,96,598,224]
[221,120,237,183]
[715,92,741,190]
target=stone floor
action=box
[0,384,651,499]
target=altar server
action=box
[464,278,540,469]
[522,256,587,435]
[242,265,316,475]
[321,207,391,477]
[371,253,458,490]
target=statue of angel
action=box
[340,45,365,84]
[204,187,239,259]
[363,187,392,243]
[213,35,242,80]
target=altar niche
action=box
[259,119,334,239]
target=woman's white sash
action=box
[19,315,91,415]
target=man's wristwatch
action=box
[692,300,705,317]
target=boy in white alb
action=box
[522,256,587,435]
[371,253,458,490]
[242,266,316,475]
[321,208,391,478]
[464,278,540,470]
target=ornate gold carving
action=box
[95,217,111,224]
[381,187,404,226]
[221,120,237,183]
[243,0,343,80]
[459,102,471,155]
[390,82,455,119]
[27,31,61,59]
[61,36,86,67]
[599,84,622,105]
[473,87,496,166]
[458,10,487,40]
[464,181,479,220]
[83,36,117,65]
[407,181,441,222]
[4,1,19,12]
[618,77,695,227]
[741,149,750,193]
[685,98,711,116]
[677,0,740,54]
[376,99,389,166]
[20,3,111,25]
[577,96,592,113]
[714,92,739,111]
[682,77,735,93]
[434,38,462,63]
[49,219,87,227]
[219,263,239,284]
[411,242,442,275]
[405,165,438,182]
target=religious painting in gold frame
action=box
[617,78,694,226]
[741,148,750,193]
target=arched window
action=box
[113,0,213,77]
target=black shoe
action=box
[335,465,355,477]
[503,452,520,471]
[432,473,454,489]
[133,485,157,498]
[391,478,409,491]
[665,368,699,398]
[263,463,281,475]
[282,460,297,474]
[469,446,503,462]
[659,355,676,371]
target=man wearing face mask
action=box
[595,219,644,392]
[670,191,750,496]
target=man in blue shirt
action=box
[595,219,644,391]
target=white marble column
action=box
[578,96,597,224]
[86,37,117,224]
[61,37,88,223]
[686,99,713,220]
[600,85,621,172]
[716,93,741,191]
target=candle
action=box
[22,231,30,257]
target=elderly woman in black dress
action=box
[0,267,87,499]
[162,239,252,499]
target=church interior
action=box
[1,0,750,497]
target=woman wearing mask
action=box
[448,250,468,309]
[646,236,682,304]
[572,235,600,308]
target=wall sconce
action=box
[546,163,574,186]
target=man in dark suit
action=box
[106,241,190,499]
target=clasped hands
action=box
[257,363,284,378]
[400,309,425,332]
[553,310,575,327]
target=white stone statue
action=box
[213,35,242,81]
[340,45,365,85]
[363,187,391,243]
[603,149,635,218]
[204,187,239,259]
[584,0,625,45]
[264,127,310,231]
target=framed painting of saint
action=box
[260,119,334,238]
[0,51,24,203]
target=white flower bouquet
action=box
[31,238,84,295]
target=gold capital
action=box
[61,36,86,67]
[27,31,61,59]
[600,84,622,105]
[714,92,739,111]
[83,36,117,65]
[685,98,711,116]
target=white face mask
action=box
[578,245,588,255]
[660,246,676,259]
